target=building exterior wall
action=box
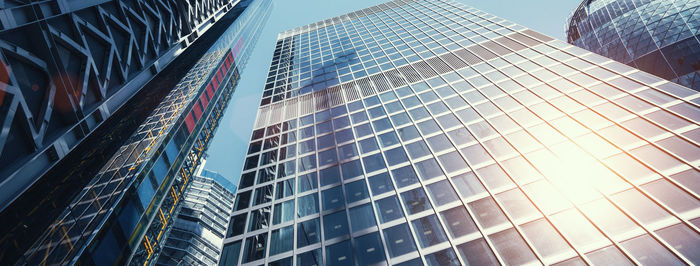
[222,0,700,265]
[4,0,271,264]
[0,0,241,211]
[155,169,236,266]
[567,0,700,91]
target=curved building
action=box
[567,0,700,91]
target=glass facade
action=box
[13,0,272,265]
[567,0,700,91]
[223,0,700,265]
[155,166,236,265]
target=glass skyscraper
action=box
[155,165,237,266]
[223,0,700,265]
[2,0,271,265]
[567,0,700,91]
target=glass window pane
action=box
[655,223,700,264]
[363,153,387,173]
[297,194,319,217]
[440,206,478,238]
[375,196,404,223]
[550,209,609,250]
[354,232,386,265]
[427,180,459,205]
[338,143,358,161]
[324,210,349,240]
[273,200,294,224]
[495,188,539,221]
[611,188,672,225]
[378,132,400,147]
[326,240,354,266]
[585,246,634,266]
[322,186,344,211]
[385,147,410,166]
[369,172,394,195]
[437,151,469,173]
[451,172,486,199]
[349,203,377,232]
[297,218,321,248]
[341,160,363,180]
[620,234,684,265]
[521,218,573,260]
[391,165,420,187]
[269,225,294,256]
[401,188,432,215]
[383,223,417,258]
[297,249,322,266]
[297,172,318,193]
[406,140,432,159]
[243,233,267,263]
[468,197,508,229]
[489,228,538,265]
[425,248,460,266]
[456,238,500,266]
[415,158,444,180]
[411,215,448,248]
[220,241,242,266]
[344,180,369,203]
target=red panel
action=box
[193,102,203,120]
[185,113,195,133]
[200,93,209,109]
[212,77,219,91]
[206,84,214,99]
[217,68,223,81]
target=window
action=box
[427,134,453,152]
[337,143,358,161]
[495,188,539,221]
[298,139,315,154]
[269,226,293,255]
[345,180,369,203]
[317,134,335,149]
[415,158,444,180]
[520,218,572,259]
[378,132,400,147]
[253,185,273,205]
[355,232,386,265]
[406,140,431,159]
[323,210,349,240]
[335,128,354,143]
[375,196,404,223]
[469,197,508,229]
[276,179,295,199]
[425,249,460,266]
[273,200,294,224]
[341,160,363,179]
[298,154,316,172]
[383,224,417,257]
[233,191,251,211]
[297,218,320,248]
[220,241,242,266]
[397,125,420,141]
[620,234,684,265]
[369,172,394,195]
[297,249,321,266]
[349,203,377,232]
[326,240,354,265]
[489,228,538,265]
[447,127,475,146]
[297,194,319,217]
[322,186,344,211]
[320,165,341,186]
[358,137,380,154]
[401,188,432,214]
[456,238,500,265]
[437,151,468,173]
[243,233,267,263]
[412,215,448,248]
[363,153,386,173]
[654,223,700,263]
[441,206,478,238]
[318,149,338,166]
[585,246,634,265]
[384,147,409,166]
[297,172,318,193]
[427,180,459,205]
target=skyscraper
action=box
[155,165,237,266]
[0,0,272,265]
[222,0,700,265]
[567,0,700,91]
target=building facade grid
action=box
[567,0,700,91]
[222,0,700,265]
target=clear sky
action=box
[204,0,582,185]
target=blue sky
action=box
[204,0,582,185]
